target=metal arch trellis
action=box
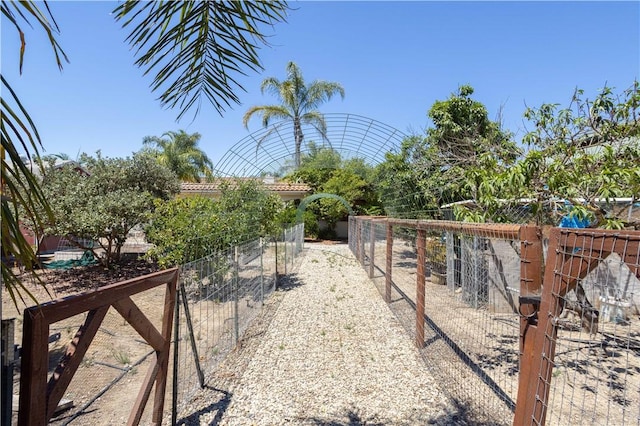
[213,113,408,178]
[295,193,355,224]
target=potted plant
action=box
[426,238,447,285]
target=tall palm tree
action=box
[243,61,345,168]
[143,130,214,182]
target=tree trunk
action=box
[294,119,304,168]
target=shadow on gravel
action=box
[306,410,384,425]
[276,274,305,291]
[176,387,231,426]
[428,398,510,426]
[304,399,507,425]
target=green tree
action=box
[32,153,179,268]
[319,168,383,224]
[145,196,223,268]
[285,145,382,236]
[374,136,439,218]
[287,142,343,190]
[142,130,214,182]
[146,180,282,267]
[2,0,289,302]
[375,86,518,220]
[425,85,519,206]
[495,82,640,228]
[243,61,345,168]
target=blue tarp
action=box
[559,214,591,228]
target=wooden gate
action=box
[18,268,179,426]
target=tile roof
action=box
[181,179,311,193]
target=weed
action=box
[329,285,336,292]
[81,357,94,367]
[112,348,131,365]
[279,344,285,350]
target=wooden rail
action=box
[18,268,179,426]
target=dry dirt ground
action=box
[2,258,163,426]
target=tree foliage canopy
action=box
[145,180,283,267]
[142,130,214,182]
[285,144,383,235]
[491,82,640,228]
[33,153,179,267]
[376,85,519,219]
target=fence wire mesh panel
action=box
[529,228,640,426]
[17,269,177,426]
[22,288,167,426]
[172,224,304,418]
[351,217,523,425]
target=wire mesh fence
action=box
[21,286,168,426]
[350,216,640,426]
[350,216,525,425]
[172,223,305,418]
[9,224,304,425]
[16,269,178,426]
[527,228,640,425]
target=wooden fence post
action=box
[18,309,48,426]
[513,225,544,425]
[385,221,393,303]
[369,220,376,278]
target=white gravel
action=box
[177,242,457,425]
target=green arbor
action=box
[142,130,214,182]
[243,61,345,168]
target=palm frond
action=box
[1,77,55,306]
[302,111,329,140]
[1,1,69,73]
[114,0,289,121]
[243,105,291,129]
[306,81,345,110]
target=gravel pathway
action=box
[178,242,458,425]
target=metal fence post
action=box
[234,246,240,345]
[1,319,15,426]
[283,228,288,276]
[385,221,393,303]
[369,220,376,278]
[260,238,264,305]
[358,219,365,265]
[416,227,426,348]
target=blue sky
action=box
[2,1,639,167]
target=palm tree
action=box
[143,130,214,182]
[2,1,289,303]
[243,61,345,168]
